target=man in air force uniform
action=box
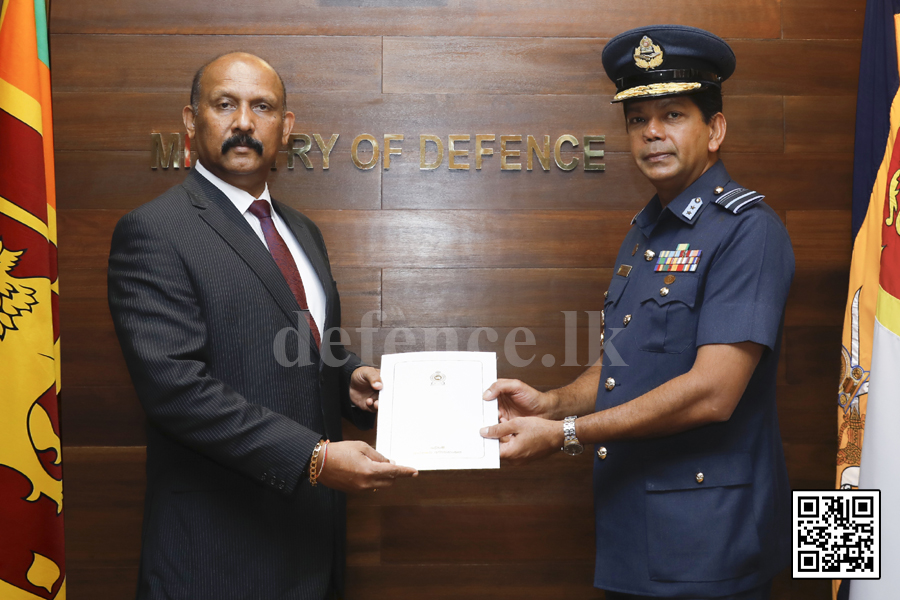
[481,25,793,599]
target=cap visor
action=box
[612,81,705,103]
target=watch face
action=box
[564,441,584,455]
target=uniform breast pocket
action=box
[635,277,699,354]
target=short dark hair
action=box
[623,86,723,124]
[687,86,723,123]
[190,53,287,116]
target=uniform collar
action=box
[664,160,731,225]
[633,196,663,238]
[195,160,272,216]
[634,159,731,236]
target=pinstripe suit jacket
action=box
[108,169,374,600]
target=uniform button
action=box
[623,314,632,326]
[660,287,670,297]
[597,446,608,460]
[603,290,609,299]
[604,377,616,391]
[278,482,285,490]
[644,249,656,261]
[714,186,725,195]
[261,472,268,481]
[696,472,705,484]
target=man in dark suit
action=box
[108,52,417,600]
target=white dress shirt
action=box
[194,161,326,336]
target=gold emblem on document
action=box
[634,36,664,70]
[430,371,446,385]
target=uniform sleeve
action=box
[108,209,320,495]
[695,208,795,351]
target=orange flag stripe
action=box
[0,0,42,101]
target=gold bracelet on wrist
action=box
[309,439,329,486]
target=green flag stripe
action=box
[34,0,49,67]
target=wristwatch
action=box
[562,416,584,455]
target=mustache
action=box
[221,134,264,156]
[640,147,676,159]
[641,143,675,154]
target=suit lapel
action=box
[275,202,336,331]
[273,201,341,432]
[181,171,307,331]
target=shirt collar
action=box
[194,160,272,215]
[634,195,663,238]
[664,160,730,225]
[634,159,731,237]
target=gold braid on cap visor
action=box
[614,82,702,101]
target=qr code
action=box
[792,490,880,578]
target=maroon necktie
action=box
[248,199,321,349]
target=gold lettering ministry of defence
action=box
[150,133,606,172]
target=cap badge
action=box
[633,36,664,70]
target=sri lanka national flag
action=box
[0,1,65,599]
[837,0,900,597]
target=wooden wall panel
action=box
[52,91,782,154]
[383,38,612,96]
[784,327,843,385]
[346,452,594,507]
[778,383,837,445]
[50,0,782,38]
[51,35,383,93]
[62,387,146,447]
[786,210,853,269]
[51,1,862,598]
[724,154,853,211]
[782,0,867,39]
[382,268,608,327]
[55,151,381,210]
[51,150,853,214]
[785,96,858,154]
[52,150,855,214]
[785,268,850,327]
[308,210,634,269]
[382,154,652,211]
[347,563,603,600]
[57,209,634,271]
[381,505,594,564]
[728,40,861,96]
[383,38,860,96]
[64,447,145,569]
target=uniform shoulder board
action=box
[713,187,765,214]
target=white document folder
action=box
[376,351,499,470]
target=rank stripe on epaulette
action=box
[714,187,765,214]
